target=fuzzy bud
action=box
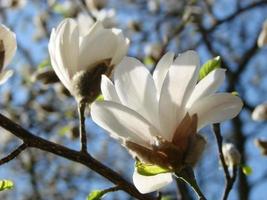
[32,68,59,84]
[255,139,267,156]
[184,134,207,166]
[252,103,267,121]
[222,143,241,167]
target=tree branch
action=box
[207,1,267,32]
[78,100,87,153]
[212,124,231,181]
[0,113,155,200]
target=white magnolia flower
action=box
[48,18,129,101]
[91,51,243,193]
[0,24,17,85]
[222,143,241,168]
[252,103,267,121]
[258,20,267,47]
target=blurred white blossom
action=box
[91,51,243,193]
[86,0,107,11]
[147,0,159,13]
[0,24,17,85]
[0,0,27,9]
[48,18,129,101]
[252,103,267,121]
[258,20,267,47]
[93,9,117,28]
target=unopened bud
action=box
[185,134,207,166]
[252,103,267,121]
[258,20,267,47]
[86,0,106,11]
[255,139,267,156]
[222,143,241,167]
[128,21,141,32]
[32,68,59,84]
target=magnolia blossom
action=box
[0,24,17,85]
[91,51,243,193]
[258,20,267,47]
[48,18,129,101]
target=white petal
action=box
[58,18,79,77]
[153,52,174,94]
[0,24,17,69]
[110,29,129,65]
[186,68,226,108]
[0,70,13,85]
[48,19,79,92]
[101,75,120,103]
[114,57,159,128]
[77,12,94,36]
[189,93,243,130]
[91,101,159,146]
[79,22,127,69]
[159,50,200,140]
[133,170,173,194]
[49,28,72,92]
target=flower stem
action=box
[78,100,87,153]
[175,167,207,200]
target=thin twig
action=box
[222,166,238,200]
[0,113,155,200]
[212,124,238,200]
[78,100,87,153]
[207,1,267,32]
[212,124,231,180]
[0,143,27,165]
[102,185,121,194]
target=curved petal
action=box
[189,93,243,130]
[49,28,72,92]
[58,18,79,77]
[159,51,200,140]
[79,22,127,69]
[0,70,13,85]
[110,29,129,66]
[186,68,226,108]
[153,52,174,94]
[0,24,17,69]
[91,101,159,146]
[101,75,120,103]
[114,57,159,128]
[48,19,79,92]
[133,170,173,194]
[77,13,94,36]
